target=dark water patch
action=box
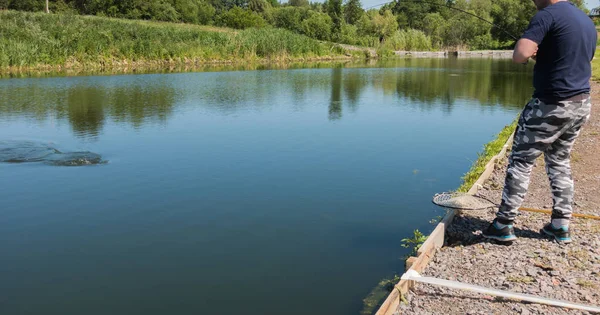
[0,141,105,166]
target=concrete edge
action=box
[374,131,516,315]
[394,50,513,58]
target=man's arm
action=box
[516,10,552,64]
[513,38,538,64]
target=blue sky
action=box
[359,0,599,10]
[584,0,599,9]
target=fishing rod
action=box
[365,0,520,41]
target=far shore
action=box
[0,50,517,78]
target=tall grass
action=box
[0,10,347,70]
[382,29,433,51]
[592,48,600,81]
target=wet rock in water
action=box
[45,152,104,166]
[0,141,105,166]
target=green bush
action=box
[301,11,332,40]
[5,0,44,11]
[197,1,217,24]
[468,33,502,50]
[174,0,213,24]
[422,12,447,49]
[340,23,378,47]
[340,23,359,45]
[148,1,180,22]
[216,6,267,29]
[271,7,309,33]
[248,0,270,13]
[288,0,310,7]
[357,9,397,42]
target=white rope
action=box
[402,270,600,313]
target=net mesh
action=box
[431,192,496,210]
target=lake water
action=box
[0,58,532,315]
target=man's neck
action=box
[549,0,568,5]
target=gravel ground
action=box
[397,83,600,314]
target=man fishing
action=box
[482,0,596,243]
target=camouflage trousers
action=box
[497,95,592,222]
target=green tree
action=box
[211,0,248,12]
[340,23,359,44]
[422,12,447,48]
[343,0,363,25]
[326,0,342,40]
[386,0,446,30]
[148,1,180,21]
[8,0,44,11]
[310,2,324,12]
[490,0,536,42]
[248,0,270,13]
[288,0,309,7]
[272,6,310,33]
[216,6,266,29]
[441,0,492,47]
[301,11,332,40]
[361,9,397,42]
[173,0,202,23]
[196,1,216,24]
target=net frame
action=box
[431,192,497,210]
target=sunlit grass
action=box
[593,48,600,81]
[0,10,351,70]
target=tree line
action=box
[0,0,588,50]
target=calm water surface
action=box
[0,58,532,315]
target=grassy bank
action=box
[0,10,363,72]
[593,48,600,81]
[457,119,518,193]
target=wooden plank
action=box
[405,257,417,271]
[374,288,400,315]
[375,243,437,315]
[375,208,456,315]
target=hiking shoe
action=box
[541,223,572,243]
[482,219,517,242]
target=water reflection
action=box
[0,79,177,139]
[66,86,107,138]
[0,58,532,138]
[329,67,343,121]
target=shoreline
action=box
[0,50,515,78]
[0,55,360,78]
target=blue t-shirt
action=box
[521,1,597,101]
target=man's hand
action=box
[513,38,538,64]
